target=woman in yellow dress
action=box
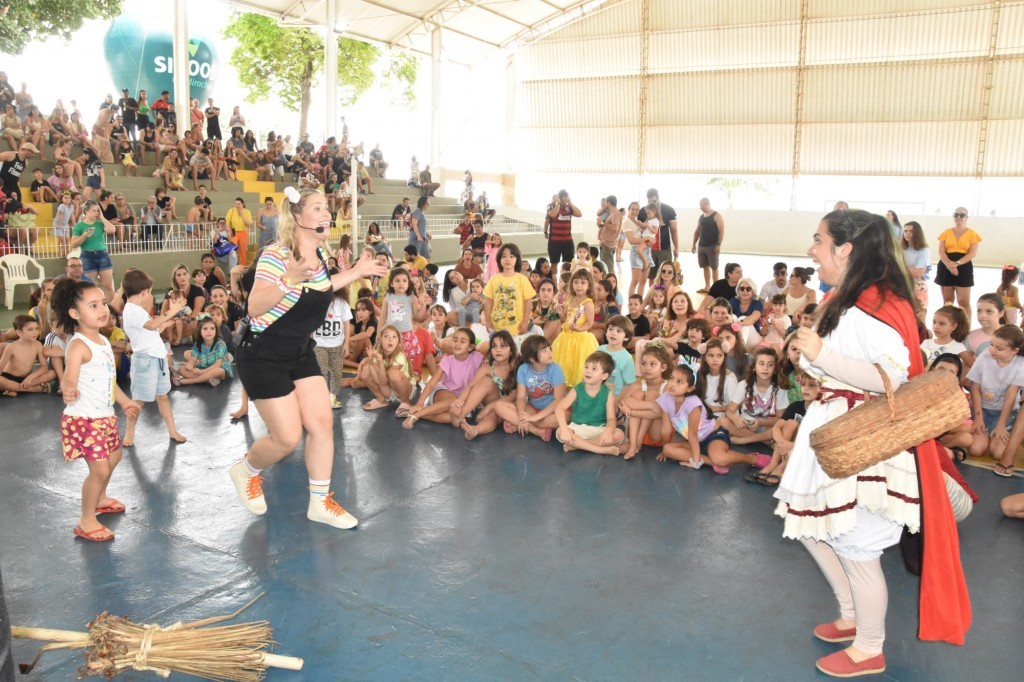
[552,268,599,386]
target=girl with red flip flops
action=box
[52,278,141,543]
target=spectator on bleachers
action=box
[228,106,245,137]
[117,88,138,141]
[257,196,279,249]
[139,195,166,250]
[369,144,387,178]
[29,168,56,202]
[2,104,23,151]
[189,144,216,191]
[0,142,37,198]
[226,198,253,266]
[418,164,439,197]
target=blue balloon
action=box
[104,15,220,104]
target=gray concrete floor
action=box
[1,371,1022,681]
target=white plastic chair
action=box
[0,254,45,309]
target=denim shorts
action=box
[80,249,112,273]
[982,407,1018,434]
[699,427,732,453]
[130,353,171,402]
[85,175,102,189]
[629,246,654,270]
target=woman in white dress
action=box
[780,209,971,678]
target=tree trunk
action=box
[298,57,313,140]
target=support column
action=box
[325,0,339,142]
[789,0,809,211]
[504,52,516,206]
[173,0,190,136]
[431,27,442,170]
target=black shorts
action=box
[934,253,974,288]
[236,333,323,400]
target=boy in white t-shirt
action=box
[313,289,353,408]
[120,269,188,446]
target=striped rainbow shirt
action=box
[250,244,332,333]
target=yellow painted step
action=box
[236,170,258,181]
[243,180,277,198]
[28,203,54,222]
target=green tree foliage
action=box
[0,0,123,55]
[224,12,419,136]
[706,176,774,209]
[385,52,419,107]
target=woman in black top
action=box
[161,263,206,345]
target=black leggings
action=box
[547,239,574,267]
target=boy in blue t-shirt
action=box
[597,314,636,398]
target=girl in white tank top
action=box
[53,279,141,542]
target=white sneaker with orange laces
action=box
[229,460,267,515]
[307,492,358,529]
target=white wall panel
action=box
[518,35,641,80]
[990,58,1024,118]
[649,23,800,72]
[802,62,985,123]
[805,10,991,65]
[651,0,800,31]
[799,122,979,175]
[648,70,797,125]
[996,3,1024,55]
[645,124,794,173]
[982,119,1024,175]
[807,0,991,20]
[516,78,641,128]
[544,0,641,40]
[513,127,637,172]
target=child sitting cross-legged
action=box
[176,317,232,387]
[0,315,55,395]
[402,327,484,429]
[618,342,673,460]
[655,365,761,473]
[721,346,788,445]
[455,330,518,440]
[492,334,566,443]
[555,350,626,455]
[745,370,820,486]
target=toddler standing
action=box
[120,269,188,446]
[52,278,140,542]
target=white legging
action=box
[801,538,888,655]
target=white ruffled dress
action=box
[774,307,921,559]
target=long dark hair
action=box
[673,365,716,424]
[696,338,729,404]
[816,210,916,338]
[488,330,519,396]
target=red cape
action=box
[856,286,972,644]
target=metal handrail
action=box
[1,216,544,260]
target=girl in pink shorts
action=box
[52,278,140,543]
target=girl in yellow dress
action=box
[552,269,599,386]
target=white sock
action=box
[309,478,330,498]
[243,457,263,476]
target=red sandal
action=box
[73,525,115,542]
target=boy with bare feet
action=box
[555,351,625,455]
[0,315,55,395]
[120,270,188,445]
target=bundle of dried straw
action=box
[11,593,302,681]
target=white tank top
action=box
[63,333,116,418]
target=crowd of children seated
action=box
[2,232,1023,501]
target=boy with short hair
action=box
[598,315,636,397]
[120,269,188,445]
[0,315,55,394]
[30,168,57,203]
[625,294,651,351]
[555,350,625,456]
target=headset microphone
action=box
[297,222,326,234]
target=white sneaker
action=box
[307,492,358,529]
[330,395,343,409]
[229,460,267,515]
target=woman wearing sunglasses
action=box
[935,207,981,323]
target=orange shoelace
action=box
[246,474,265,500]
[322,492,347,516]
